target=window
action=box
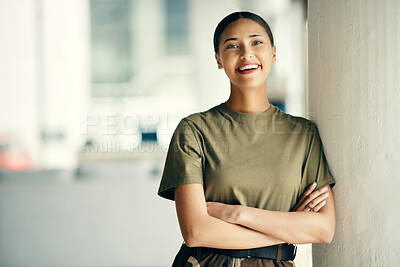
[164,0,189,55]
[90,0,191,97]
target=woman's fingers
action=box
[311,200,327,212]
[292,184,330,212]
[303,186,330,211]
[299,182,317,202]
[291,182,317,211]
[304,186,329,205]
[308,191,329,208]
[303,194,329,212]
[303,203,313,212]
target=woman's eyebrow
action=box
[249,34,263,38]
[223,37,238,44]
[223,34,264,44]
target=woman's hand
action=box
[206,201,239,224]
[291,182,330,212]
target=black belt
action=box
[182,242,296,261]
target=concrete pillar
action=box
[308,0,400,266]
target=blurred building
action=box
[0,0,306,171]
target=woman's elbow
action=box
[184,234,198,248]
[178,213,211,247]
[319,222,335,244]
[180,225,199,247]
[181,218,210,247]
[183,227,204,247]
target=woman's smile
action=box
[237,63,261,74]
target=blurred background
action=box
[0,0,310,266]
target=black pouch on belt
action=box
[171,242,195,267]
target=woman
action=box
[158,11,335,267]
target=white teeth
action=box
[239,64,259,71]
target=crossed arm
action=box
[174,182,335,249]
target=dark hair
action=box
[213,11,274,55]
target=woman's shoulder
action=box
[273,107,318,135]
[180,103,223,129]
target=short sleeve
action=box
[157,118,204,201]
[302,122,336,191]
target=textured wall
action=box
[308,0,400,266]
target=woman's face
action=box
[215,18,276,90]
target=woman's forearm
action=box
[235,207,330,244]
[190,214,286,249]
[234,192,335,244]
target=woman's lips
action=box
[236,64,260,74]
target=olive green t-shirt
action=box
[157,102,335,212]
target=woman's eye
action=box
[253,40,263,45]
[226,44,238,49]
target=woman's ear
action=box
[215,53,223,69]
[272,46,277,62]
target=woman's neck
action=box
[225,84,271,114]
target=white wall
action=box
[0,0,39,165]
[308,0,400,266]
[39,0,90,169]
[275,1,306,116]
[189,0,241,111]
[0,0,89,170]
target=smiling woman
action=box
[157,11,336,267]
[214,17,276,97]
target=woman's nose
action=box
[240,46,253,60]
